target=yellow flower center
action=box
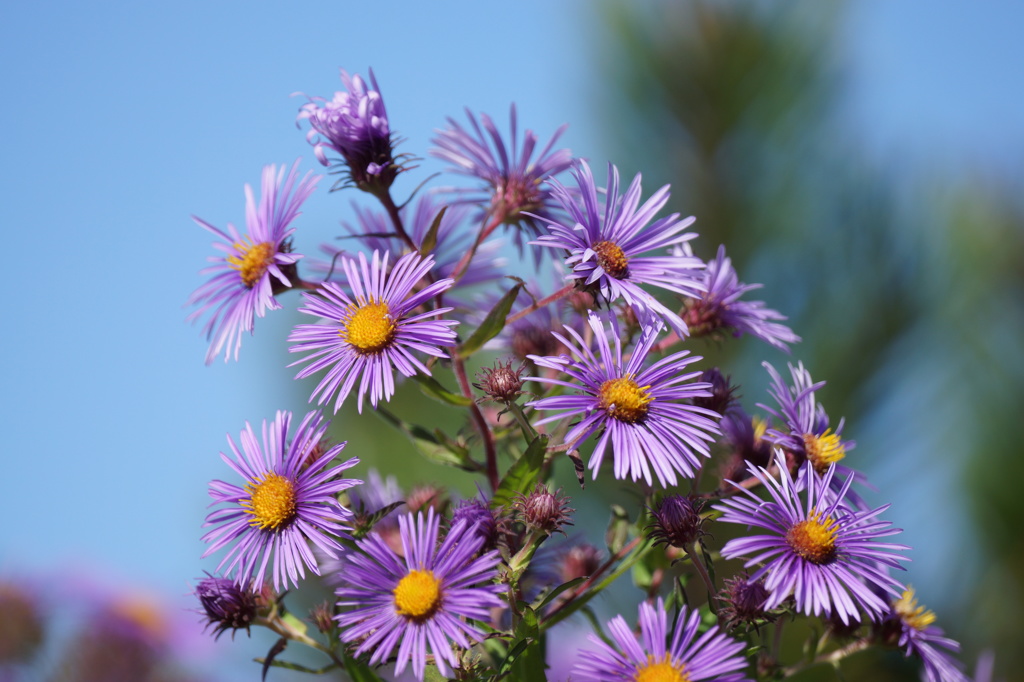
[634,655,690,682]
[598,376,653,423]
[802,429,846,473]
[752,416,768,445]
[393,569,442,621]
[242,473,298,530]
[895,587,936,631]
[593,240,630,279]
[786,509,838,565]
[227,239,276,289]
[342,300,397,354]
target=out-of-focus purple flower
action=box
[527,312,720,487]
[201,410,360,591]
[431,104,573,251]
[288,250,458,413]
[335,510,503,680]
[683,245,800,351]
[311,196,505,304]
[715,453,910,625]
[187,161,319,364]
[451,496,502,551]
[530,161,705,336]
[878,587,969,682]
[297,69,399,191]
[572,598,751,682]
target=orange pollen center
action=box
[803,430,846,473]
[634,655,689,682]
[593,240,630,279]
[598,376,653,423]
[342,300,397,354]
[895,587,936,631]
[228,240,276,289]
[393,569,442,621]
[786,510,838,564]
[242,473,298,530]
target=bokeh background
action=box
[3,1,1022,680]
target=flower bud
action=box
[514,484,574,536]
[451,498,502,551]
[559,543,602,582]
[692,368,737,416]
[310,601,335,634]
[195,575,261,640]
[717,574,772,631]
[406,484,449,515]
[474,359,525,404]
[647,495,706,549]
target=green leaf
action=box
[497,606,546,680]
[491,434,547,510]
[412,373,473,407]
[422,665,449,682]
[532,576,586,611]
[419,206,447,255]
[458,279,524,358]
[339,647,387,682]
[605,504,630,554]
[374,408,480,472]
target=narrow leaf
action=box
[458,279,524,357]
[412,373,472,407]
[491,434,547,510]
[419,205,447,255]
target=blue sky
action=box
[2,1,1022,678]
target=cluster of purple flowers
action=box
[188,68,973,682]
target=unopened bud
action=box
[310,601,335,634]
[717,574,772,631]
[451,498,502,551]
[195,575,261,640]
[647,495,706,549]
[559,543,602,582]
[692,368,737,416]
[514,484,574,536]
[474,359,525,404]
[406,484,449,515]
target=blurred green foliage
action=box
[597,1,1024,679]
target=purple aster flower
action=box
[683,245,800,351]
[431,104,573,252]
[572,598,751,682]
[187,161,319,364]
[715,452,910,624]
[288,250,458,413]
[311,195,505,303]
[527,311,720,487]
[297,69,400,191]
[878,587,969,682]
[335,509,503,680]
[530,160,706,336]
[201,410,360,591]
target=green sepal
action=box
[458,278,524,358]
[490,434,547,510]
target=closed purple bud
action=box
[514,484,574,535]
[647,495,706,549]
[195,575,262,640]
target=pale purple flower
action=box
[187,161,319,364]
[201,410,360,591]
[335,509,502,680]
[573,598,750,682]
[288,250,458,413]
[882,587,968,682]
[431,104,573,246]
[297,69,398,189]
[683,245,800,351]
[715,452,910,624]
[527,312,720,487]
[531,161,705,336]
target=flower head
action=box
[530,161,705,335]
[201,410,360,590]
[297,69,399,191]
[717,574,773,631]
[528,312,720,487]
[335,509,503,680]
[431,104,573,253]
[878,587,969,682]
[288,250,458,413]
[683,245,800,351]
[187,161,319,364]
[715,453,910,624]
[573,598,751,682]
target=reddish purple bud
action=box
[647,495,706,549]
[514,484,574,535]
